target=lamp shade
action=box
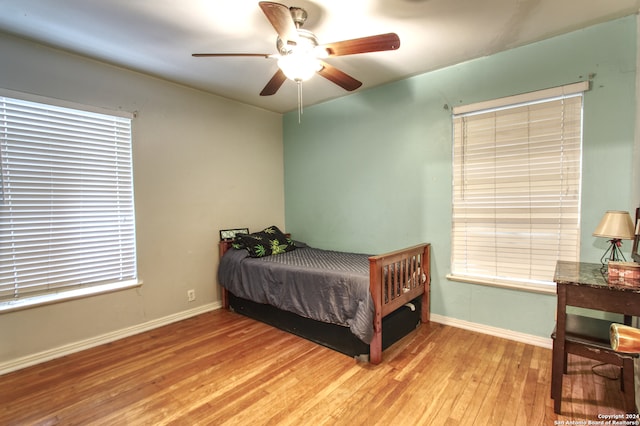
[592,210,636,240]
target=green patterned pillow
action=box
[234,226,295,258]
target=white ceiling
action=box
[0,0,638,113]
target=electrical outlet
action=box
[187,289,196,302]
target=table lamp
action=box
[592,210,636,265]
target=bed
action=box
[217,226,431,364]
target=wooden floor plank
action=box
[446,332,492,423]
[1,309,634,425]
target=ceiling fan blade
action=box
[260,69,287,96]
[317,61,362,92]
[259,2,299,45]
[321,33,400,57]
[192,53,271,58]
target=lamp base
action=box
[600,238,627,270]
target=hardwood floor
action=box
[0,309,633,425]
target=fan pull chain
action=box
[296,80,303,123]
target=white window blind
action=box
[0,95,138,307]
[450,83,585,289]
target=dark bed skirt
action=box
[228,292,422,360]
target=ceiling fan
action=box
[192,1,400,97]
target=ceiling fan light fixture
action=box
[277,53,321,81]
[275,28,322,82]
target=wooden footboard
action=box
[368,243,431,364]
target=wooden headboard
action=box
[219,239,234,258]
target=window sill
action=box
[0,280,143,314]
[446,274,556,295]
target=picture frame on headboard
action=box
[632,207,640,263]
[219,228,249,241]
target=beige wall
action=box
[0,33,284,368]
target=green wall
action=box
[283,16,637,338]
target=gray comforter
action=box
[218,246,375,343]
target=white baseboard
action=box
[0,302,220,376]
[430,313,553,349]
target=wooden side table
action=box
[552,261,640,414]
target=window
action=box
[449,82,587,292]
[0,91,138,311]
